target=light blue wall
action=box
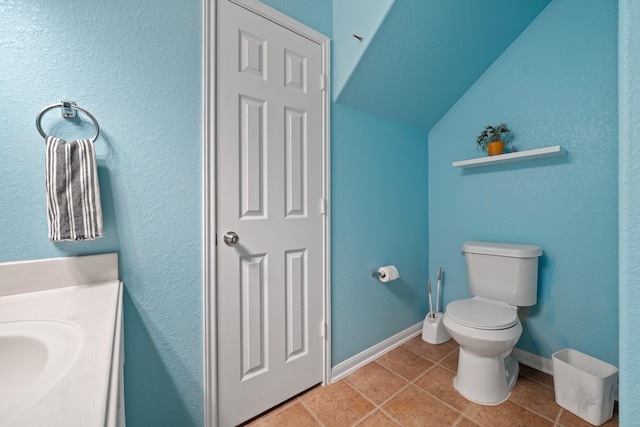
[0,1,203,425]
[429,0,618,365]
[331,104,428,364]
[618,0,640,424]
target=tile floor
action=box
[245,336,618,427]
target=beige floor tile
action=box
[376,346,435,381]
[414,365,470,412]
[345,361,408,405]
[509,375,561,421]
[402,336,457,363]
[455,417,481,427]
[466,400,553,427]
[382,384,461,427]
[248,340,613,427]
[440,348,459,372]
[355,410,402,427]
[557,409,618,427]
[254,402,320,427]
[300,380,375,427]
[243,396,301,426]
[519,364,555,388]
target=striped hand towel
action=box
[45,136,103,241]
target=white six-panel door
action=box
[216,1,326,425]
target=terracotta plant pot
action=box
[487,141,505,156]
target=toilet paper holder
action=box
[371,268,386,279]
[372,265,400,282]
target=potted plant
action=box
[476,123,513,156]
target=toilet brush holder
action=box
[421,312,451,345]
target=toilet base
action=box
[453,348,520,405]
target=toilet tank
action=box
[463,241,542,307]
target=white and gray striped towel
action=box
[45,136,103,241]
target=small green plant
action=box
[476,123,514,152]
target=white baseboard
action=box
[512,348,553,375]
[330,322,423,382]
[329,326,555,384]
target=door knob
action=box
[223,231,239,246]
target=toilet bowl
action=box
[443,297,522,405]
[443,241,542,406]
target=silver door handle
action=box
[223,231,239,246]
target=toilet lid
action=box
[446,298,518,330]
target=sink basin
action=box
[0,253,122,426]
[0,320,83,417]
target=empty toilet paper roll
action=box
[378,265,400,282]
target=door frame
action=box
[203,1,331,425]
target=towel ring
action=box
[36,102,100,143]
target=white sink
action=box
[0,320,84,416]
[0,253,123,427]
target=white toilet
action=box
[442,241,542,405]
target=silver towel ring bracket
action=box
[36,100,100,143]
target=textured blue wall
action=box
[619,0,640,424]
[429,0,618,365]
[0,1,203,425]
[331,104,428,364]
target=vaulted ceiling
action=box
[334,0,552,132]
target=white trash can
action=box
[552,349,618,426]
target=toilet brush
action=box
[436,267,442,314]
[427,280,435,321]
[422,270,451,344]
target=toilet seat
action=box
[446,298,518,330]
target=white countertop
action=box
[0,254,121,427]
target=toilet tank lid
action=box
[463,241,542,258]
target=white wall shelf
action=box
[452,145,566,169]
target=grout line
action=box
[342,376,407,427]
[342,379,382,423]
[412,380,469,419]
[378,406,405,427]
[376,362,431,383]
[341,380,397,427]
[411,362,438,384]
[460,402,474,421]
[401,340,458,363]
[376,381,414,408]
[554,408,563,427]
[412,344,458,365]
[451,414,466,426]
[352,407,379,426]
[298,399,326,427]
[508,399,560,425]
[342,363,410,409]
[354,359,413,386]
